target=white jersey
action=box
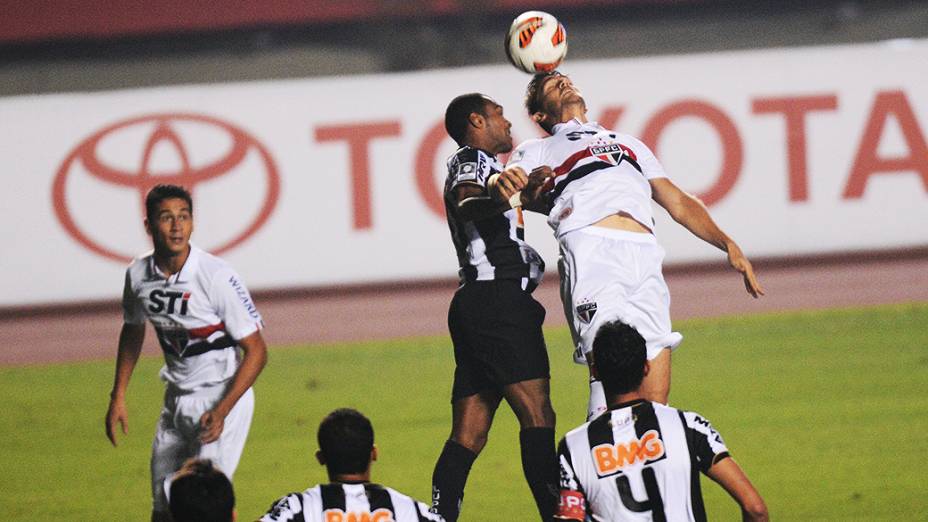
[506,119,670,238]
[556,400,729,522]
[260,482,445,522]
[122,244,264,392]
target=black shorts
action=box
[448,279,550,402]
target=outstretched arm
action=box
[650,178,764,297]
[198,330,268,443]
[706,457,769,521]
[105,322,146,446]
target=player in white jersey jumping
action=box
[555,320,768,521]
[501,71,764,418]
[259,408,444,522]
[104,184,268,522]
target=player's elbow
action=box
[741,498,769,522]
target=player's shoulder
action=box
[124,250,154,282]
[375,484,445,522]
[260,488,316,521]
[188,245,241,285]
[447,145,494,168]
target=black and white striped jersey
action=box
[555,400,730,522]
[259,482,444,522]
[444,146,544,290]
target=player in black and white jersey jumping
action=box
[555,321,768,521]
[430,93,559,522]
[259,408,443,522]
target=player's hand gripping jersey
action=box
[444,145,544,289]
[260,483,445,522]
[506,119,670,237]
[556,400,730,521]
[122,244,264,391]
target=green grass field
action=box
[1,303,926,520]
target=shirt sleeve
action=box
[121,269,145,325]
[446,147,494,194]
[504,139,544,174]
[622,135,670,181]
[682,411,731,474]
[209,267,264,341]
[259,493,306,522]
[554,437,588,521]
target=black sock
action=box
[431,439,478,522]
[520,427,559,521]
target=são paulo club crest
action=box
[576,299,597,324]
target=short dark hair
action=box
[318,408,374,475]
[445,93,492,146]
[592,320,648,396]
[145,184,193,221]
[525,71,562,134]
[169,459,234,522]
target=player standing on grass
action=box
[104,184,268,522]
[554,320,768,522]
[499,72,763,419]
[430,93,559,522]
[259,408,444,522]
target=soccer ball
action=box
[505,11,567,74]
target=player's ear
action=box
[143,218,153,236]
[370,445,378,463]
[642,360,650,378]
[315,450,326,466]
[468,112,485,129]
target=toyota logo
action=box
[53,113,280,262]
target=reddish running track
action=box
[1,251,925,367]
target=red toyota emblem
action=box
[53,113,280,262]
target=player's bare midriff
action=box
[593,212,652,234]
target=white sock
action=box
[587,379,607,421]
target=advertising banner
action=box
[2,40,926,305]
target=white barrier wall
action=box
[2,40,927,306]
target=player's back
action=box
[557,399,729,522]
[260,482,444,522]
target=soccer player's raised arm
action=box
[706,458,769,522]
[649,177,764,298]
[105,322,146,446]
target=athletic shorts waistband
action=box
[571,225,656,244]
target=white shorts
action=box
[151,385,254,513]
[558,226,682,363]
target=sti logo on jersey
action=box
[324,508,394,522]
[147,289,191,315]
[592,430,666,477]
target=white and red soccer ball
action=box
[505,11,568,74]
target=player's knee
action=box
[451,431,490,454]
[515,400,555,428]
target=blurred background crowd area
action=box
[1,0,926,96]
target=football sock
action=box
[588,378,607,420]
[519,427,559,521]
[430,439,477,522]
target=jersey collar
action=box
[147,243,201,284]
[552,118,602,135]
[609,398,647,411]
